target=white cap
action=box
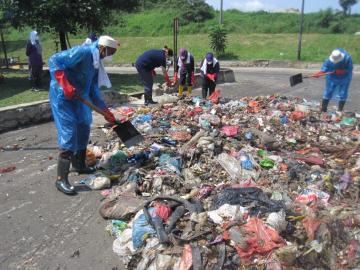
[98,35,119,49]
[329,49,345,64]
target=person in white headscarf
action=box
[48,35,119,195]
[26,31,43,91]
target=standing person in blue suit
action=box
[48,35,119,195]
[313,48,353,113]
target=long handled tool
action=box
[77,96,144,148]
[290,72,333,87]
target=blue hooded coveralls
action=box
[48,42,107,153]
[321,48,353,102]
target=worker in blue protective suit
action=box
[313,48,353,113]
[135,46,173,105]
[48,35,119,195]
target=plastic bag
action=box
[154,202,172,222]
[217,153,242,180]
[132,208,157,249]
[290,111,306,121]
[179,244,192,270]
[199,113,221,126]
[224,217,285,264]
[302,216,322,240]
[220,125,239,137]
[266,210,288,232]
[209,89,220,104]
[80,173,110,190]
[85,149,97,167]
[207,203,247,224]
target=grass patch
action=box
[2,34,359,65]
[0,69,161,107]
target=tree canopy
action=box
[339,0,358,15]
[2,0,140,50]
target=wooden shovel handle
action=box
[76,95,107,117]
[305,71,334,78]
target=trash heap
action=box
[85,94,360,269]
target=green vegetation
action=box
[108,9,360,36]
[2,34,359,64]
[0,70,162,107]
[209,25,227,56]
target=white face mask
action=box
[102,47,113,62]
[103,55,113,62]
[208,61,213,65]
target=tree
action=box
[339,0,358,15]
[142,0,214,24]
[3,0,139,51]
[209,25,227,56]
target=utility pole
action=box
[220,0,224,25]
[297,0,305,61]
[173,17,179,73]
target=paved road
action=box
[0,68,359,270]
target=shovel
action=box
[77,96,144,148]
[290,72,333,87]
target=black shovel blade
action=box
[290,73,303,87]
[112,120,144,148]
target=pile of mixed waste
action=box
[83,93,360,269]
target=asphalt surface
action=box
[0,68,359,270]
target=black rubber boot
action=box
[202,88,207,99]
[321,99,330,112]
[147,92,158,104]
[144,93,149,106]
[55,157,77,195]
[338,101,346,112]
[71,149,96,174]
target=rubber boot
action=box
[321,99,330,112]
[338,100,346,112]
[71,149,96,174]
[55,157,77,195]
[178,85,184,97]
[187,86,192,97]
[202,88,207,99]
[144,93,149,106]
[147,92,158,104]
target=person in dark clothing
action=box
[26,31,43,91]
[135,46,173,105]
[173,48,195,97]
[200,52,220,99]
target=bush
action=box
[209,25,227,56]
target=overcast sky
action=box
[205,0,360,13]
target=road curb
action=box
[0,69,236,133]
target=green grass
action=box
[0,70,162,107]
[2,34,359,64]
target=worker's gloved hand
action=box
[312,71,326,78]
[103,108,116,124]
[164,73,172,87]
[55,70,76,99]
[173,72,178,83]
[151,69,156,76]
[191,72,195,84]
[206,73,216,81]
[335,69,346,75]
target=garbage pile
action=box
[86,94,360,269]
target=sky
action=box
[205,0,360,13]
